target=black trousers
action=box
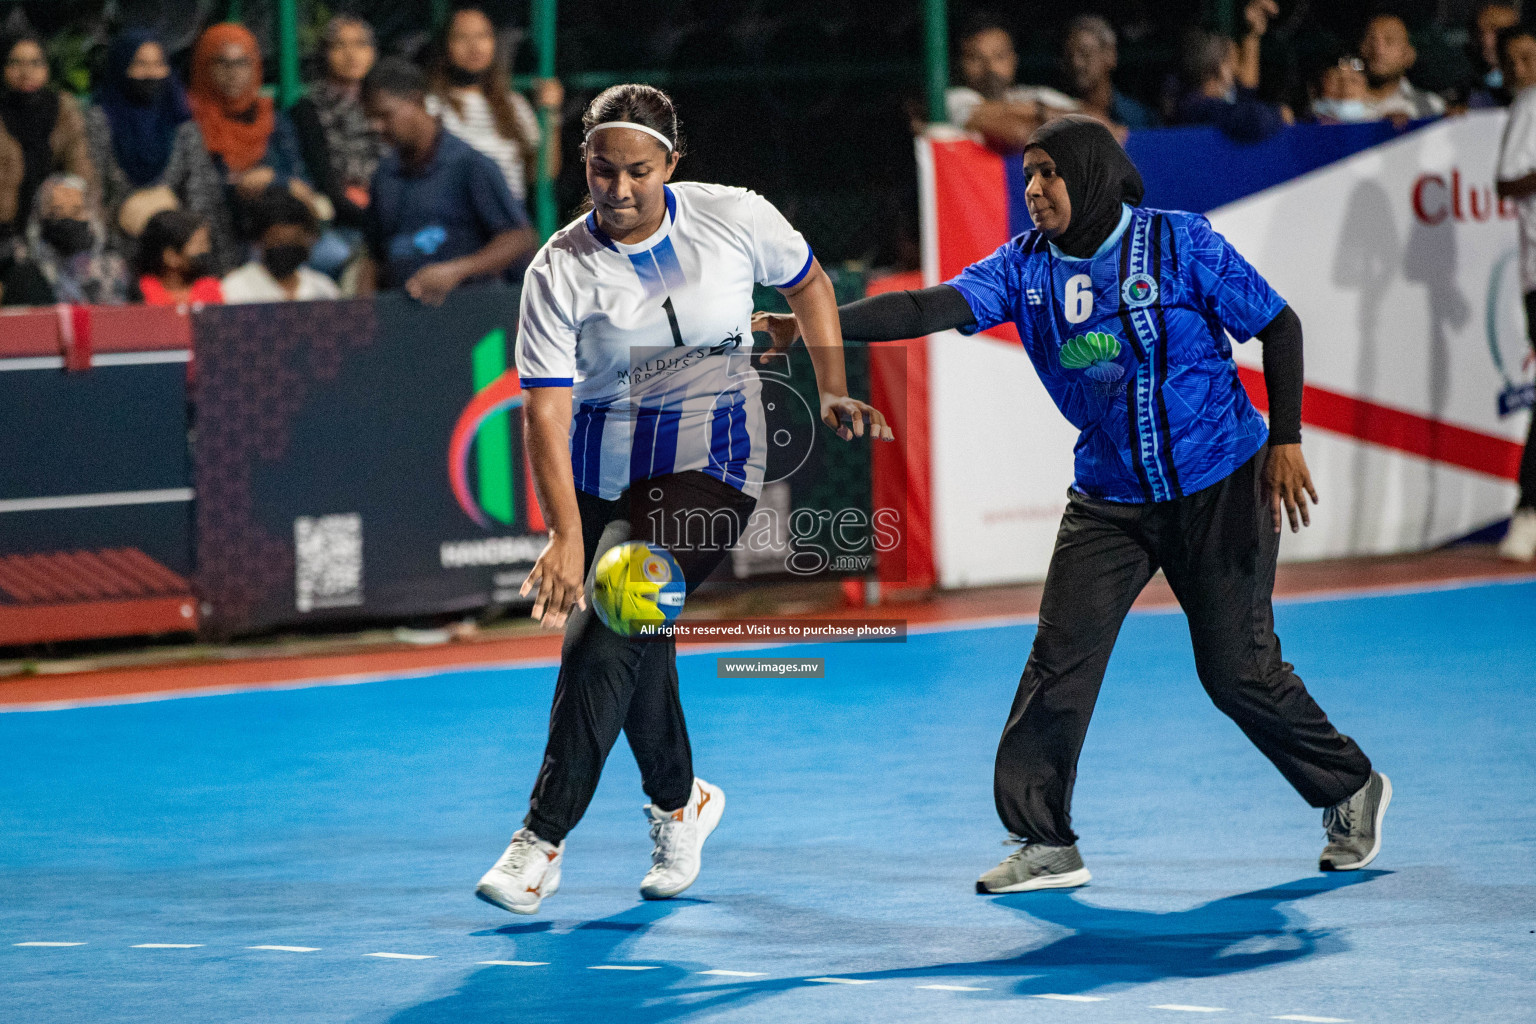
[524,471,757,844]
[1519,292,1536,509]
[994,448,1373,846]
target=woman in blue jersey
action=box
[474,84,892,916]
[761,115,1388,890]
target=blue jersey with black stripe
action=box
[946,204,1284,503]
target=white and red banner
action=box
[896,113,1530,587]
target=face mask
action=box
[42,218,94,257]
[1313,98,1373,122]
[124,75,167,105]
[262,242,310,279]
[185,252,215,280]
[445,65,481,88]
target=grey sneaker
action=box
[1320,771,1392,871]
[976,838,1091,894]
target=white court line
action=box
[13,941,85,947]
[1034,994,1106,1002]
[478,960,548,966]
[588,965,661,971]
[367,952,435,960]
[806,977,876,985]
[248,945,320,952]
[918,984,989,991]
[699,969,767,977]
[1274,1017,1351,1022]
[132,943,203,948]
[1154,1005,1227,1013]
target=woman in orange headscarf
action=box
[188,23,275,176]
[186,23,332,268]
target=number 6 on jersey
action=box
[1064,273,1093,325]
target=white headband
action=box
[584,120,674,151]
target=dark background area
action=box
[0,0,1494,269]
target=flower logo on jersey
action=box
[1059,331,1125,382]
[1122,273,1158,309]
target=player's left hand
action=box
[1264,443,1318,534]
[821,392,895,442]
[406,262,463,306]
[751,311,800,362]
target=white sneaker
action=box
[1499,508,1536,561]
[639,778,725,900]
[475,828,563,915]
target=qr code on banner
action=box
[295,513,363,612]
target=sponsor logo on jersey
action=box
[1059,331,1125,382]
[1122,273,1158,308]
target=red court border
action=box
[3,568,1532,713]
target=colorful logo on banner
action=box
[1487,248,1536,417]
[448,329,544,530]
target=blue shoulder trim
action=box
[774,248,815,289]
[520,376,574,388]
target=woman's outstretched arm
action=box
[776,259,896,441]
[754,284,976,355]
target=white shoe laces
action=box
[499,832,543,874]
[649,818,691,866]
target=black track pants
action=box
[994,449,1373,846]
[524,471,757,845]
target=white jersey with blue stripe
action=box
[515,182,814,500]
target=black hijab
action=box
[1,33,59,226]
[97,30,193,188]
[1025,115,1144,259]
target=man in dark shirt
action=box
[360,57,534,304]
[1061,15,1158,132]
[1176,27,1292,143]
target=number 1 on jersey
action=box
[663,296,684,346]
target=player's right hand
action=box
[750,312,801,363]
[522,531,587,630]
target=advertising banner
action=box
[192,285,546,636]
[917,114,1528,586]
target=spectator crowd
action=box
[0,6,547,309]
[942,2,1522,148]
[1,2,1532,309]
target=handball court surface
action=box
[2,549,1533,1023]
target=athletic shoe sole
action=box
[976,867,1092,894]
[475,868,560,915]
[1321,773,1392,872]
[641,783,725,900]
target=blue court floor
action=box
[2,580,1534,1024]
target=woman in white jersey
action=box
[475,84,892,915]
